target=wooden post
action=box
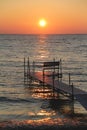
[28,57,30,77]
[24,57,26,83]
[43,69,45,87]
[71,83,74,101]
[26,58,29,83]
[69,73,71,86]
[60,59,62,80]
[71,83,74,115]
[52,72,55,98]
[58,61,59,81]
[53,58,55,73]
[52,72,55,91]
[32,61,35,75]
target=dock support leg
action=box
[59,59,62,82]
[71,83,74,115]
[71,83,74,101]
[43,69,45,87]
[24,57,26,84]
[27,57,31,86]
[32,61,35,76]
[52,72,55,98]
[69,73,71,87]
[52,72,55,90]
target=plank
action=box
[43,61,59,67]
[75,94,87,110]
[31,71,87,95]
[30,71,87,110]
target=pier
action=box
[24,58,87,110]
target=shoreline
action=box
[0,117,87,130]
[0,125,87,130]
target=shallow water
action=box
[0,34,87,129]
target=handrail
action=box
[43,61,60,67]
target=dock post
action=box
[24,57,26,84]
[32,61,35,75]
[52,72,55,97]
[27,57,32,86]
[69,73,71,86]
[28,57,30,77]
[26,58,29,84]
[52,72,55,89]
[53,58,55,73]
[71,83,74,101]
[71,83,74,115]
[60,59,62,81]
[43,69,45,87]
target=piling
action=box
[69,73,71,86]
[32,61,35,75]
[71,83,74,101]
[24,57,26,83]
[27,57,30,77]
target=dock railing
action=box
[24,57,74,99]
[42,59,62,87]
[23,57,87,110]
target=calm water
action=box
[0,34,87,129]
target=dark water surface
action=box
[0,34,87,129]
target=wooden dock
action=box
[24,58,87,110]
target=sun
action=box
[39,19,47,27]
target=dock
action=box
[24,58,87,110]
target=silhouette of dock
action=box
[24,57,87,110]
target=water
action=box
[0,34,87,129]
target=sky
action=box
[0,0,87,34]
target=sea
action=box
[0,34,87,130]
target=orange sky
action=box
[0,0,87,34]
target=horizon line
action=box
[0,33,87,35]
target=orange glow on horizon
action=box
[0,0,87,34]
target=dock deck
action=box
[29,71,87,110]
[24,58,87,110]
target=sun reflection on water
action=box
[0,116,87,129]
[32,35,51,61]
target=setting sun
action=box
[0,0,87,34]
[39,19,47,27]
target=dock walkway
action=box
[24,58,87,110]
